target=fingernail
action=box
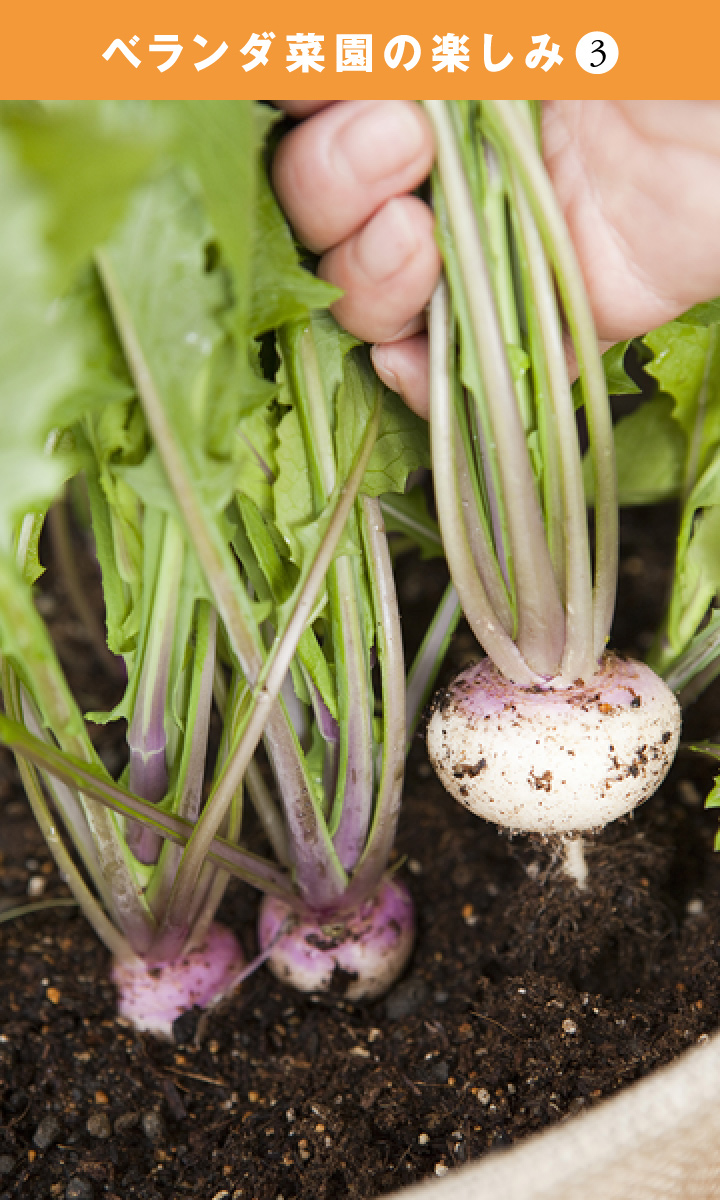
[337,101,427,185]
[355,200,419,284]
[371,345,400,394]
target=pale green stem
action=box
[485,100,618,663]
[455,413,514,634]
[96,249,338,904]
[338,496,406,908]
[1,662,132,959]
[0,713,294,900]
[145,603,217,918]
[405,583,462,748]
[214,667,289,866]
[0,898,79,925]
[0,555,156,953]
[424,99,565,677]
[428,279,539,685]
[156,397,381,934]
[508,161,595,681]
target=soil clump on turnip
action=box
[2,504,720,1200]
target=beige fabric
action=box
[389,1030,720,1200]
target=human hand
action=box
[273,100,720,416]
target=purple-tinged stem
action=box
[155,396,381,930]
[97,249,344,911]
[0,713,296,901]
[1,664,133,962]
[126,516,184,864]
[146,603,217,930]
[0,553,156,955]
[339,497,407,910]
[329,555,375,871]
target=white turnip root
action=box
[257,877,414,1001]
[112,922,245,1039]
[427,655,680,837]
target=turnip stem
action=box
[424,100,566,677]
[283,322,376,870]
[0,712,296,900]
[126,514,184,864]
[96,248,343,910]
[145,603,218,919]
[213,668,290,867]
[405,582,462,747]
[428,278,539,685]
[506,159,595,682]
[337,496,406,908]
[0,554,156,953]
[1,665,133,960]
[455,415,514,634]
[155,394,381,935]
[484,101,618,664]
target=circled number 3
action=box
[575,31,619,74]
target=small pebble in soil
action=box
[66,1178,94,1200]
[385,975,428,1020]
[687,898,704,916]
[677,779,702,807]
[33,1115,61,1150]
[0,1158,14,1177]
[434,1163,449,1177]
[562,1019,578,1035]
[418,1133,429,1145]
[113,1112,139,1135]
[86,1112,112,1139]
[141,1110,166,1142]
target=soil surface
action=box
[3,506,720,1200]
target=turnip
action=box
[422,100,681,872]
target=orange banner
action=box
[1,0,718,99]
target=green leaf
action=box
[572,340,640,409]
[168,101,256,341]
[667,504,720,654]
[274,407,315,564]
[591,396,686,507]
[248,171,340,337]
[233,401,279,519]
[0,130,82,546]
[336,350,430,497]
[644,322,720,461]
[379,488,443,560]
[675,298,720,327]
[2,102,161,291]
[119,449,238,518]
[602,340,641,396]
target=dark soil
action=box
[3,506,720,1200]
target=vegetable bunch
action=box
[422,101,680,862]
[0,101,427,1033]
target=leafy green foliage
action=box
[0,98,430,951]
[635,319,720,681]
[675,298,720,327]
[600,396,685,506]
